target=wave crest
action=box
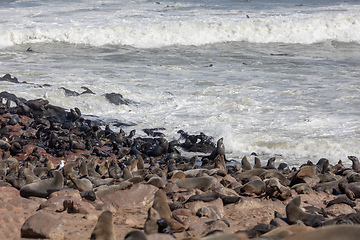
[1,12,360,48]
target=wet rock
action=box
[104,93,133,105]
[0,74,19,83]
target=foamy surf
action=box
[1,7,360,48]
[1,0,360,167]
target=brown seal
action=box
[153,189,172,220]
[90,210,115,240]
[348,156,360,173]
[124,230,147,240]
[208,137,225,160]
[146,175,166,189]
[262,225,313,239]
[152,189,184,232]
[254,157,262,168]
[201,232,249,240]
[338,180,360,200]
[290,165,317,186]
[291,183,313,194]
[265,178,292,201]
[284,225,360,240]
[69,175,93,192]
[237,179,266,196]
[285,196,324,226]
[175,176,217,191]
[235,168,266,179]
[20,170,64,198]
[241,156,252,171]
[144,207,161,234]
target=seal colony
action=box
[1,75,360,239]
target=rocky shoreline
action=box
[1,84,360,239]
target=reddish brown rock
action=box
[89,198,116,212]
[21,212,64,239]
[225,197,285,231]
[294,191,331,209]
[172,208,194,217]
[0,186,20,197]
[22,144,44,156]
[63,198,96,214]
[39,196,75,212]
[185,198,224,218]
[183,215,208,236]
[124,216,143,228]
[203,219,231,235]
[6,196,40,211]
[0,187,39,211]
[100,183,158,209]
[325,203,356,216]
[7,125,24,137]
[49,188,82,200]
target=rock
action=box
[203,219,231,235]
[84,213,98,221]
[0,186,39,211]
[185,198,224,218]
[124,217,143,228]
[48,189,82,200]
[39,196,74,212]
[220,174,238,187]
[63,198,96,214]
[172,208,193,218]
[183,215,208,236]
[5,196,40,211]
[147,233,177,240]
[325,203,356,216]
[21,212,64,239]
[0,186,20,197]
[100,183,158,209]
[104,93,132,105]
[225,197,285,231]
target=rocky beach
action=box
[1,74,360,240]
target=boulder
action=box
[100,183,158,209]
[21,212,64,239]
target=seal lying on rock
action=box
[283,225,360,240]
[286,196,324,226]
[338,179,360,200]
[175,176,217,191]
[237,179,266,196]
[19,170,64,198]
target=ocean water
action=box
[1,0,360,167]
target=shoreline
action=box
[1,90,360,239]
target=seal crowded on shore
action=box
[1,90,360,240]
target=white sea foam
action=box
[1,1,360,48]
[1,0,360,167]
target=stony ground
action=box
[1,184,358,240]
[1,90,360,240]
